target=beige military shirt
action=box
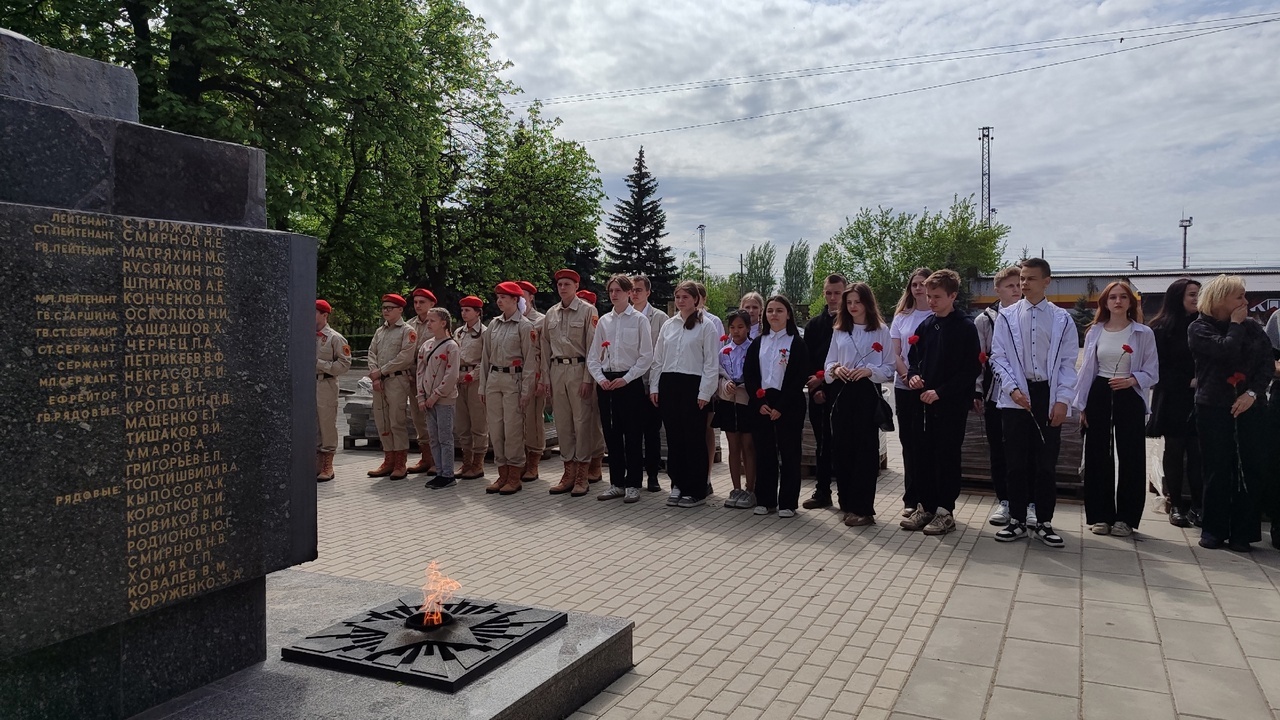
[453,319,487,378]
[316,325,352,378]
[368,318,417,377]
[539,297,597,384]
[479,312,535,398]
[524,306,545,384]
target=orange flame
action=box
[419,561,460,626]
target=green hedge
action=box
[346,334,374,354]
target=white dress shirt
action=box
[890,309,933,389]
[587,305,654,384]
[1019,298,1054,382]
[757,330,795,391]
[823,324,895,384]
[650,313,722,401]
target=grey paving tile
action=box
[955,559,1020,591]
[920,617,1004,668]
[1229,617,1280,660]
[1083,599,1158,642]
[1082,569,1151,605]
[1022,548,1082,578]
[1166,660,1274,720]
[995,638,1080,697]
[1203,562,1276,589]
[1015,572,1082,608]
[1213,585,1280,622]
[1141,559,1211,591]
[987,686,1078,720]
[1082,635,1168,693]
[1156,617,1249,668]
[1148,586,1227,625]
[1007,602,1080,646]
[1134,538,1198,564]
[939,585,1013,625]
[894,659,992,720]
[1081,547,1141,575]
[1082,681,1177,720]
[1248,656,1280,710]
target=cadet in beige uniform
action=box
[367,293,418,480]
[578,289,608,482]
[481,282,535,495]
[316,299,352,482]
[539,269,599,496]
[517,280,547,481]
[453,295,488,480]
[406,288,438,475]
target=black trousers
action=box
[753,408,804,511]
[598,376,645,488]
[1003,381,1062,524]
[830,380,881,516]
[1163,434,1203,515]
[1082,377,1148,528]
[983,400,1009,501]
[808,395,833,497]
[642,377,663,480]
[1197,403,1267,544]
[917,401,969,513]
[659,372,710,499]
[895,387,924,509]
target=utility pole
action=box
[1179,216,1193,269]
[979,127,993,227]
[697,224,707,282]
[739,253,745,298]
[1128,256,1139,271]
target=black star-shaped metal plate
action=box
[281,596,568,692]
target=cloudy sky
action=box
[468,0,1280,277]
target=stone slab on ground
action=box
[132,570,634,720]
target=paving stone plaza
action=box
[301,425,1280,720]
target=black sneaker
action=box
[802,494,832,510]
[994,520,1029,542]
[1198,532,1223,549]
[646,477,662,492]
[426,476,457,489]
[1033,523,1064,548]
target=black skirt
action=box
[713,400,754,433]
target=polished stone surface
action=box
[0,29,138,121]
[132,570,635,720]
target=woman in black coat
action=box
[1148,278,1202,527]
[744,295,810,517]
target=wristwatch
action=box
[1246,390,1257,398]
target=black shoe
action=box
[1198,533,1223,549]
[1033,523,1065,548]
[994,520,1029,542]
[646,478,662,493]
[1169,511,1191,528]
[1271,527,1279,550]
[426,476,457,489]
[802,494,832,510]
[1227,541,1252,553]
[1187,509,1203,528]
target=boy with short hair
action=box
[975,266,1023,524]
[990,258,1079,547]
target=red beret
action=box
[495,281,523,297]
[577,290,597,304]
[554,269,580,283]
[411,288,437,303]
[381,293,407,308]
[316,299,332,314]
[459,295,483,309]
[516,280,537,295]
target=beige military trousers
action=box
[485,371,525,466]
[523,390,546,454]
[373,374,412,451]
[549,361,596,462]
[455,375,488,455]
[317,376,340,452]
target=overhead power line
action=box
[580,18,1278,144]
[508,11,1280,108]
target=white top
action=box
[823,324,895,384]
[635,302,669,342]
[588,305,654,385]
[650,314,722,401]
[749,322,761,340]
[1017,298,1056,382]
[758,331,795,391]
[1095,323,1136,379]
[889,309,932,389]
[705,312,725,339]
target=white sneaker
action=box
[598,485,625,501]
[724,488,743,508]
[753,506,773,515]
[1110,521,1133,537]
[623,487,640,503]
[667,488,681,506]
[778,509,796,518]
[988,500,1010,526]
[1026,503,1038,527]
[735,491,757,509]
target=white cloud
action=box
[472,0,1280,274]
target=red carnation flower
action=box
[1121,344,1133,354]
[1227,372,1246,387]
[512,359,523,368]
[721,346,732,355]
[463,373,474,383]
[780,348,788,355]
[755,388,766,399]
[978,351,988,364]
[815,370,825,379]
[601,341,611,348]
[872,342,884,353]
[720,334,729,342]
[438,353,449,361]
[907,335,919,345]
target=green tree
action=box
[780,240,811,306]
[742,242,777,297]
[815,195,1008,315]
[604,146,677,304]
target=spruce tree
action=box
[605,147,678,303]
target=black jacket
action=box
[803,309,837,377]
[1151,314,1197,433]
[907,311,981,408]
[1188,316,1272,408]
[744,331,810,423]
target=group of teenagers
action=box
[314,258,1280,551]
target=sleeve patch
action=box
[408,331,416,343]
[342,345,351,356]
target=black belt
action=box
[1027,380,1049,387]
[490,365,523,373]
[317,373,334,380]
[552,357,585,365]
[387,370,407,377]
[603,370,628,380]
[460,364,477,372]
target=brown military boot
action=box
[390,450,409,480]
[586,455,604,483]
[521,451,541,481]
[570,461,591,497]
[406,445,435,475]
[548,459,575,495]
[464,451,487,480]
[318,451,335,482]
[485,462,505,493]
[315,451,324,480]
[367,452,394,477]
[499,466,523,495]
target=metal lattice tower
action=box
[979,127,993,226]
